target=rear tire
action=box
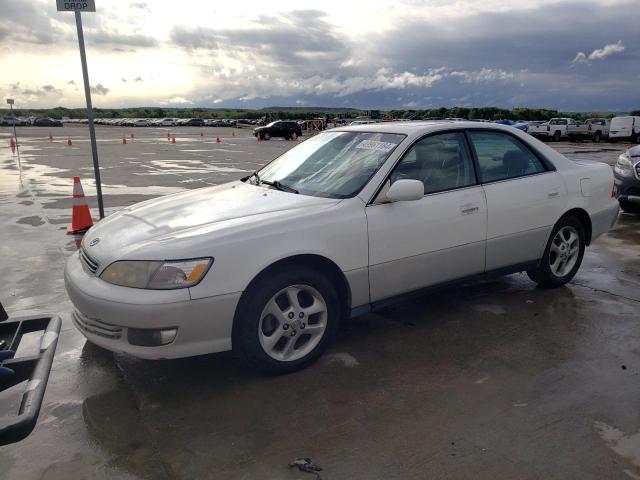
[233,268,340,374]
[592,131,601,143]
[527,216,585,288]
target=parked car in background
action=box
[254,120,302,140]
[527,121,550,138]
[179,118,205,127]
[513,121,529,132]
[614,145,640,213]
[609,116,640,143]
[131,118,150,127]
[567,118,610,143]
[66,122,618,374]
[33,117,63,127]
[545,118,576,141]
[349,120,377,126]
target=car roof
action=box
[332,120,519,136]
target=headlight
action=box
[614,154,634,177]
[100,258,213,289]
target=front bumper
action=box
[614,172,640,204]
[64,251,241,359]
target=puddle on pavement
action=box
[16,215,46,226]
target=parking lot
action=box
[1,125,639,479]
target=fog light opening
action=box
[127,327,178,347]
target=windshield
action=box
[255,131,405,198]
[266,121,279,127]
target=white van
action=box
[609,116,640,142]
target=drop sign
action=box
[56,0,95,11]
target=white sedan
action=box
[65,122,619,373]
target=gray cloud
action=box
[0,0,62,45]
[90,84,110,95]
[171,10,350,73]
[17,84,63,97]
[134,76,143,83]
[88,30,157,48]
[131,2,150,12]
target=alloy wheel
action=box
[549,226,580,277]
[258,285,328,362]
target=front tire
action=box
[553,130,561,142]
[527,216,585,288]
[233,268,340,374]
[263,132,271,140]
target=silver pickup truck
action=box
[566,118,610,143]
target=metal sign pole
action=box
[74,10,104,219]
[9,103,18,149]
[6,99,19,168]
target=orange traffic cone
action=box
[292,132,298,141]
[216,136,221,144]
[10,138,16,154]
[48,132,53,141]
[256,134,261,142]
[67,136,73,146]
[171,135,176,144]
[122,136,128,145]
[67,176,94,234]
[167,132,171,140]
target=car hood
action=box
[83,181,340,259]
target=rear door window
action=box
[469,131,547,183]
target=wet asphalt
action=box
[0,126,639,479]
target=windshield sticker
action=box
[355,140,397,153]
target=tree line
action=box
[3,105,637,122]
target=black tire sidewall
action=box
[536,216,586,287]
[619,200,640,214]
[233,268,340,374]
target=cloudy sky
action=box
[1,0,639,111]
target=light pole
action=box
[6,98,18,150]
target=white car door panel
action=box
[366,131,487,302]
[367,186,487,301]
[484,173,565,269]
[468,130,567,271]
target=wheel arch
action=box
[233,254,352,330]
[560,208,593,245]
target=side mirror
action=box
[386,179,424,202]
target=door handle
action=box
[460,204,479,215]
[548,190,560,198]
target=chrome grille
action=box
[72,310,122,339]
[80,248,99,274]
